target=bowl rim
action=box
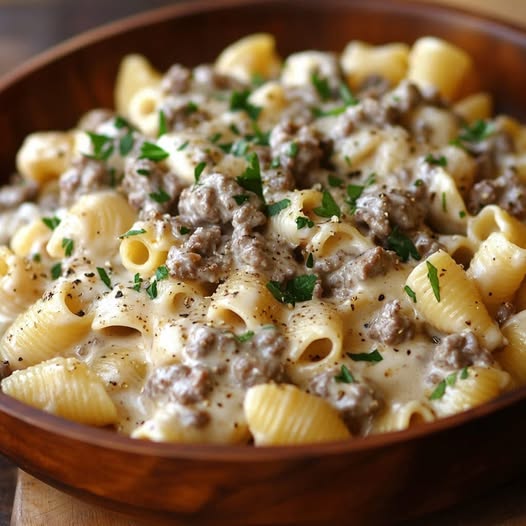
[1,0,526,462]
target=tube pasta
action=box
[497,311,526,386]
[308,221,373,258]
[373,400,435,433]
[128,86,162,135]
[10,218,51,259]
[1,357,118,426]
[0,280,92,370]
[467,205,526,248]
[430,366,510,417]
[405,250,503,350]
[410,107,458,147]
[244,383,350,445]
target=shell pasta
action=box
[1,33,524,445]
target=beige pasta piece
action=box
[128,86,162,136]
[308,222,373,259]
[431,366,510,417]
[155,279,206,315]
[16,132,74,183]
[0,247,45,319]
[215,33,281,83]
[340,41,409,89]
[437,234,477,268]
[208,271,282,331]
[453,92,493,123]
[249,82,288,127]
[10,218,52,259]
[0,280,92,370]
[286,301,343,372]
[47,191,135,259]
[115,54,161,116]
[467,205,526,248]
[334,129,382,172]
[467,232,526,309]
[373,400,435,433]
[439,145,476,196]
[405,250,503,350]
[244,383,350,445]
[410,107,458,147]
[408,37,472,100]
[497,311,526,385]
[514,278,526,312]
[280,50,338,88]
[1,357,117,426]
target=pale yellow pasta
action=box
[439,145,476,195]
[308,221,373,258]
[10,218,51,259]
[127,86,162,136]
[0,280,92,370]
[497,311,526,385]
[373,400,435,433]
[514,278,526,312]
[150,321,186,367]
[47,191,135,259]
[405,250,503,350]
[340,41,409,89]
[0,247,45,319]
[280,50,338,88]
[208,271,282,331]
[115,54,161,116]
[425,168,468,234]
[286,301,343,371]
[244,383,350,445]
[1,357,117,426]
[15,132,74,183]
[431,366,510,417]
[453,92,493,123]
[467,205,526,248]
[437,234,477,268]
[370,126,411,175]
[467,232,526,309]
[408,37,472,100]
[334,129,382,172]
[410,107,458,147]
[249,82,288,127]
[215,33,281,84]
[154,279,206,315]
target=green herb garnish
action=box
[51,262,62,280]
[133,273,142,292]
[313,190,341,218]
[425,154,447,167]
[457,119,495,143]
[347,349,383,363]
[146,279,158,299]
[119,132,134,156]
[230,140,249,157]
[42,216,61,231]
[136,168,150,177]
[266,274,317,306]
[177,140,189,151]
[158,110,168,137]
[459,210,466,218]
[209,132,222,144]
[296,216,314,229]
[149,188,170,204]
[334,364,355,384]
[429,379,446,400]
[120,229,146,239]
[86,132,114,161]
[155,265,169,281]
[311,72,332,101]
[339,82,359,106]
[230,90,261,120]
[287,142,299,158]
[426,261,440,302]
[306,253,314,269]
[61,238,74,257]
[460,367,469,379]
[97,267,112,289]
[328,175,343,188]
[194,161,206,183]
[237,152,263,198]
[387,227,421,262]
[441,192,447,213]
[179,226,190,235]
[235,330,255,343]
[185,101,199,114]
[139,142,169,162]
[267,199,291,217]
[233,195,250,205]
[404,285,417,303]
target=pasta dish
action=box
[1,34,524,445]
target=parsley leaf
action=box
[425,154,447,167]
[149,188,171,204]
[334,364,355,383]
[61,238,74,257]
[311,72,332,101]
[339,83,359,106]
[426,261,440,302]
[459,210,467,219]
[446,372,458,386]
[133,273,143,292]
[136,168,150,177]
[86,132,114,161]
[230,139,249,157]
[346,184,365,214]
[296,216,314,229]
[387,227,421,262]
[158,110,168,137]
[155,265,169,281]
[306,252,314,269]
[347,350,383,363]
[237,152,263,198]
[185,101,199,114]
[42,216,61,231]
[267,198,291,217]
[209,132,222,144]
[146,279,158,299]
[194,161,206,183]
[177,140,189,151]
[266,274,317,306]
[179,226,190,235]
[114,116,134,129]
[404,285,417,303]
[429,379,446,400]
[230,90,261,120]
[271,157,281,169]
[235,330,255,343]
[460,367,469,379]
[119,228,146,239]
[287,141,299,158]
[233,195,249,205]
[313,190,341,218]
[328,174,343,188]
[251,73,265,87]
[119,132,134,156]
[96,267,112,289]
[51,262,62,280]
[457,119,495,143]
[139,142,169,162]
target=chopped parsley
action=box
[50,262,62,280]
[250,122,270,146]
[146,279,158,299]
[251,73,265,87]
[233,195,250,205]
[313,190,341,218]
[404,285,417,303]
[266,274,317,306]
[235,330,255,343]
[311,72,332,101]
[136,168,150,177]
[429,379,446,400]
[114,116,134,129]
[296,216,314,229]
[414,179,423,187]
[119,228,146,239]
[334,364,355,384]
[346,184,364,214]
[460,366,469,379]
[42,216,61,231]
[194,161,206,183]
[287,142,299,158]
[271,157,281,169]
[457,119,495,143]
[139,142,169,162]
[149,188,171,204]
[185,101,199,114]
[119,132,134,156]
[61,238,74,257]
[387,227,421,262]
[446,372,458,386]
[426,261,440,302]
[155,265,169,281]
[32,253,41,263]
[459,210,467,218]
[328,175,343,188]
[209,132,222,144]
[230,139,249,157]
[429,368,469,400]
[237,152,263,199]
[86,132,114,161]
[97,267,112,289]
[133,273,143,292]
[229,89,261,121]
[425,154,447,167]
[158,110,168,137]
[306,252,314,269]
[347,349,383,363]
[179,226,190,235]
[177,140,189,151]
[267,198,291,217]
[229,123,241,135]
[339,82,359,106]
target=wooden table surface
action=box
[2,0,526,525]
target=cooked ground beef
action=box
[0,176,38,211]
[59,157,109,206]
[192,64,247,91]
[77,109,114,132]
[368,300,414,345]
[160,64,192,95]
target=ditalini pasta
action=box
[1,34,524,443]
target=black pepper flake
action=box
[115,290,124,298]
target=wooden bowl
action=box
[2,1,526,524]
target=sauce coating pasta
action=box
[1,34,524,444]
